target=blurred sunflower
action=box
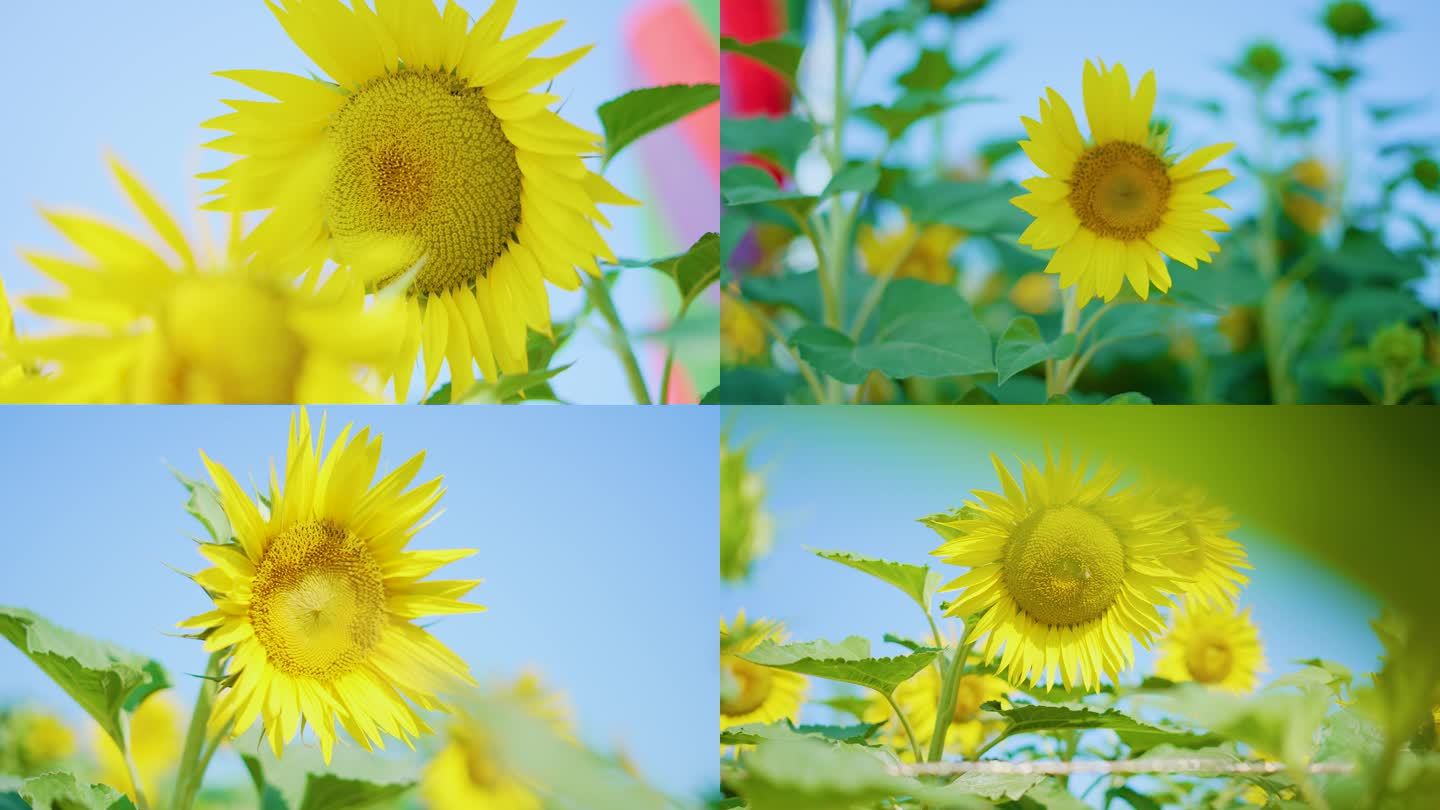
[8,708,75,769]
[1156,603,1266,692]
[0,278,23,388]
[1009,272,1060,314]
[95,694,182,804]
[1149,484,1250,609]
[857,219,963,286]
[1282,158,1331,236]
[204,0,638,402]
[1012,60,1235,305]
[930,451,1189,691]
[864,662,1011,759]
[421,673,567,810]
[4,157,404,404]
[720,293,767,365]
[721,612,807,730]
[179,409,482,762]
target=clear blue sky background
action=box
[0,406,717,797]
[797,0,1440,301]
[0,0,705,404]
[720,406,1384,806]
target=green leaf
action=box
[985,703,1223,755]
[711,367,804,404]
[741,637,938,696]
[791,310,995,384]
[856,92,995,141]
[1323,228,1426,282]
[742,271,871,326]
[18,772,135,810]
[1106,785,1163,810]
[994,317,1077,385]
[893,180,1030,233]
[1158,682,1330,765]
[616,232,720,306]
[721,115,813,174]
[454,364,574,404]
[721,165,817,218]
[1089,303,1175,343]
[823,162,881,198]
[720,36,805,84]
[597,83,718,167]
[721,721,883,746]
[296,774,412,810]
[241,755,291,810]
[789,326,871,384]
[951,45,1008,85]
[171,467,232,544]
[1102,392,1153,404]
[819,695,875,722]
[735,736,988,810]
[811,548,939,614]
[0,606,169,749]
[898,49,958,92]
[945,772,1046,801]
[853,0,927,51]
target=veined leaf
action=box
[721,165,817,219]
[736,736,989,810]
[18,772,135,810]
[944,772,1047,801]
[984,702,1223,754]
[296,774,413,810]
[598,83,718,167]
[741,637,938,696]
[892,180,1030,233]
[615,232,720,306]
[812,548,939,614]
[994,316,1078,385]
[453,364,573,404]
[171,467,232,544]
[721,720,883,746]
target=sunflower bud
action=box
[931,0,990,18]
[1321,1,1382,41]
[1413,157,1440,192]
[1237,41,1286,87]
[1369,322,1423,373]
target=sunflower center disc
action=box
[326,69,523,296]
[1185,637,1234,683]
[952,676,987,722]
[250,520,386,680]
[720,657,775,717]
[1068,142,1171,241]
[1005,505,1125,627]
[162,276,303,403]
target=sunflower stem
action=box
[1048,286,1082,398]
[883,691,924,763]
[731,294,828,403]
[170,650,226,810]
[1252,85,1298,405]
[585,276,652,404]
[926,620,976,763]
[119,713,151,810]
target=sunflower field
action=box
[717,0,1440,404]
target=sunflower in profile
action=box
[857,218,964,286]
[721,612,807,731]
[95,694,182,804]
[1156,603,1266,693]
[930,451,1190,691]
[422,673,567,810]
[179,409,483,762]
[3,157,404,404]
[204,0,638,402]
[1011,60,1235,304]
[1147,484,1250,609]
[863,660,1011,759]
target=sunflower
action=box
[1012,60,1235,305]
[1156,603,1266,693]
[0,277,23,388]
[720,292,767,365]
[178,409,483,762]
[95,694,182,803]
[3,157,404,404]
[421,673,567,810]
[1283,158,1331,236]
[930,451,1189,691]
[1009,272,1059,314]
[857,219,963,286]
[863,661,1011,759]
[9,708,76,768]
[721,612,807,730]
[1148,484,1250,609]
[204,0,639,402]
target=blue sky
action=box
[0,0,710,403]
[0,406,717,797]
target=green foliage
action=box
[617,232,721,306]
[596,84,719,167]
[295,774,413,810]
[721,721,884,746]
[741,637,939,696]
[994,318,1077,385]
[171,467,232,544]
[720,36,805,85]
[720,115,813,174]
[0,606,168,750]
[812,548,940,615]
[720,435,773,582]
[16,772,135,810]
[984,703,1224,755]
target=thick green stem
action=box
[586,276,652,404]
[971,729,1006,760]
[1047,287,1082,398]
[120,720,151,810]
[170,651,226,810]
[926,621,976,763]
[883,691,924,763]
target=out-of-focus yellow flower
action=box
[721,439,773,582]
[721,612,807,731]
[858,370,898,403]
[1156,603,1267,693]
[858,219,963,286]
[1170,328,1200,362]
[0,277,23,389]
[96,695,182,803]
[864,663,1011,759]
[721,293,767,365]
[12,709,76,767]
[1283,158,1331,235]
[1009,272,1059,314]
[1218,307,1258,352]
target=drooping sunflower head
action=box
[4,157,404,404]
[1145,483,1250,609]
[95,694,182,803]
[205,0,639,402]
[857,218,964,286]
[421,673,569,810]
[1156,603,1266,693]
[178,409,483,762]
[720,611,807,730]
[930,451,1191,691]
[1012,60,1235,305]
[864,659,1011,760]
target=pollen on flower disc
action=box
[326,69,524,296]
[1004,505,1125,627]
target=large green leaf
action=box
[616,232,720,305]
[945,772,1046,801]
[984,702,1223,754]
[453,364,573,404]
[721,721,883,746]
[811,548,939,614]
[0,606,169,749]
[720,36,805,85]
[171,467,232,544]
[790,314,994,384]
[711,368,804,404]
[823,162,881,198]
[721,115,813,174]
[18,772,135,810]
[240,755,291,810]
[856,92,995,141]
[1157,682,1330,765]
[736,737,988,810]
[1322,228,1426,283]
[597,84,718,167]
[296,774,412,810]
[892,180,1030,233]
[853,0,927,51]
[994,317,1078,385]
[721,165,817,219]
[741,637,938,696]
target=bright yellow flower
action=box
[864,663,1011,759]
[421,673,568,810]
[96,695,182,803]
[12,709,76,766]
[0,277,23,389]
[721,293,767,365]
[1156,603,1266,693]
[179,409,483,762]
[1009,272,1060,314]
[1012,60,1235,305]
[721,612,807,730]
[858,220,964,286]
[204,0,639,402]
[1283,158,1331,235]
[5,157,403,404]
[1149,484,1251,609]
[930,451,1189,691]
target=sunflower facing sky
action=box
[930,451,1191,691]
[864,658,1011,759]
[204,0,639,402]
[1156,603,1266,693]
[2,157,405,404]
[720,612,807,732]
[178,409,483,761]
[1011,60,1235,305]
